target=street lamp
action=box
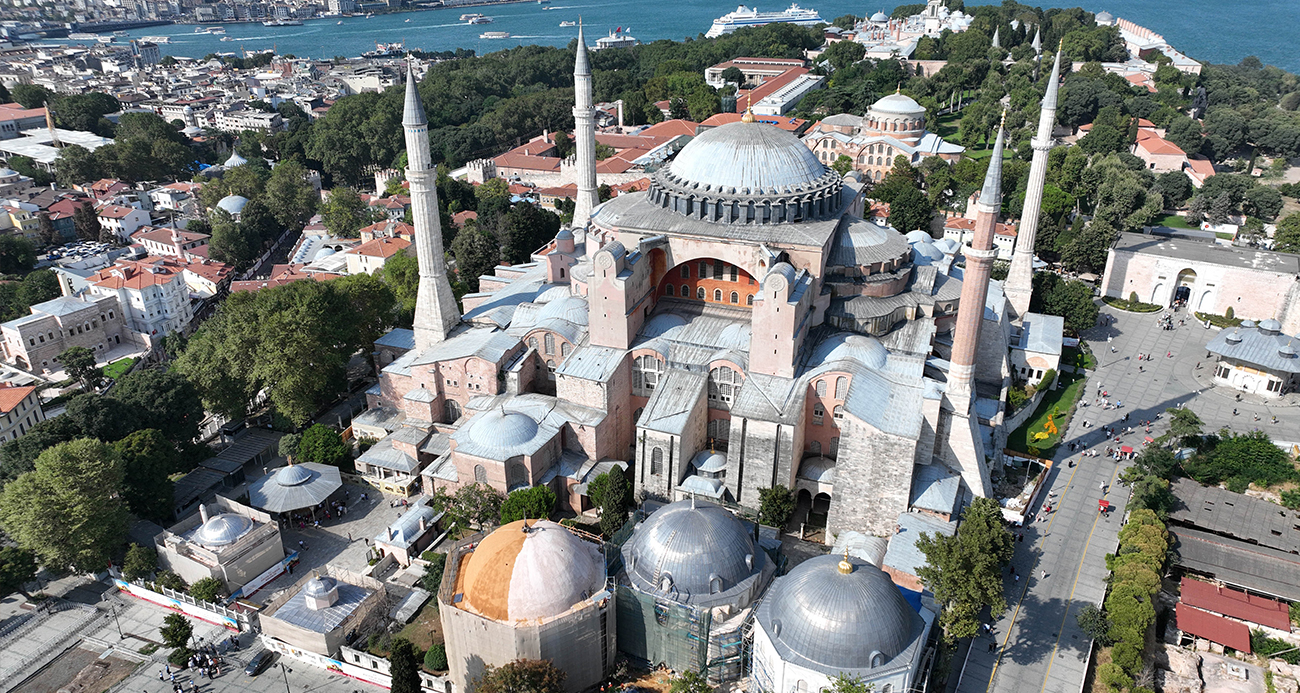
[100,595,123,640]
[276,662,293,693]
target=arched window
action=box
[665,284,675,296]
[730,291,738,304]
[681,284,690,297]
[544,333,554,354]
[680,265,690,278]
[881,685,892,693]
[696,287,706,300]
[698,261,709,279]
[713,289,722,301]
[829,437,839,458]
[546,359,556,380]
[651,447,664,475]
[746,294,754,306]
[632,355,663,396]
[708,366,739,407]
[507,460,528,490]
[474,464,487,484]
[706,418,730,451]
[833,405,844,421]
[561,342,570,357]
[813,403,824,425]
[835,376,848,399]
[815,379,826,396]
[871,653,885,668]
[445,399,462,423]
[729,265,738,282]
[809,440,821,455]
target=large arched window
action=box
[651,447,664,475]
[809,440,821,455]
[706,418,730,451]
[815,379,826,397]
[708,366,740,408]
[544,333,554,354]
[633,355,663,396]
[813,403,825,425]
[681,265,690,278]
[445,399,462,423]
[506,459,528,491]
[474,464,487,484]
[835,376,848,399]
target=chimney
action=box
[199,504,209,524]
[419,517,427,533]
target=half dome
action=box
[668,121,828,191]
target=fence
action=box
[114,578,250,632]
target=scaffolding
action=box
[615,584,712,674]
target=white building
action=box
[96,203,151,242]
[1206,319,1300,398]
[1010,312,1064,388]
[0,383,44,444]
[81,256,232,337]
[343,236,410,276]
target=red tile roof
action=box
[0,102,45,123]
[944,217,1018,237]
[700,111,807,132]
[1180,578,1291,630]
[132,226,209,245]
[1135,130,1186,157]
[451,211,479,226]
[0,384,35,414]
[96,204,142,220]
[639,119,699,139]
[737,67,811,105]
[350,236,410,259]
[1176,603,1251,652]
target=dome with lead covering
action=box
[870,92,925,116]
[622,499,766,605]
[303,575,338,598]
[458,520,605,622]
[217,194,249,216]
[758,554,922,674]
[194,513,254,547]
[224,151,247,167]
[1260,318,1282,333]
[277,464,314,486]
[471,409,540,448]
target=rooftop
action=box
[270,578,372,634]
[1168,478,1300,555]
[1111,233,1300,275]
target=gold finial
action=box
[1000,109,1007,128]
[1059,38,1064,51]
[741,95,755,123]
[838,549,853,574]
[896,83,901,94]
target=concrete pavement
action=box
[955,303,1272,693]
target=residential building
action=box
[0,102,48,139]
[84,255,232,337]
[1009,312,1064,388]
[343,236,410,275]
[0,383,43,444]
[96,203,151,242]
[132,226,211,260]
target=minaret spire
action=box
[1031,26,1042,54]
[403,61,460,350]
[571,19,600,241]
[1005,46,1062,319]
[991,27,1000,49]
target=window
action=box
[679,284,688,297]
[809,440,821,455]
[474,464,487,483]
[544,333,554,354]
[529,337,538,352]
[699,261,709,279]
[633,355,663,396]
[714,260,724,278]
[708,366,739,407]
[730,291,738,304]
[561,342,570,357]
[681,265,690,278]
[813,403,824,425]
[714,289,722,301]
[507,460,528,490]
[706,418,730,451]
[835,376,847,399]
[815,379,826,397]
[546,359,556,380]
[833,405,844,421]
[697,287,706,300]
[651,447,664,475]
[634,407,644,422]
[746,294,754,306]
[665,284,675,296]
[729,265,738,282]
[445,399,461,423]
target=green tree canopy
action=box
[113,429,179,522]
[112,369,205,444]
[0,438,129,572]
[758,485,796,528]
[320,186,374,238]
[499,485,556,524]
[160,613,194,649]
[189,576,224,602]
[59,346,101,391]
[474,659,567,693]
[297,424,351,467]
[0,235,36,275]
[0,546,37,598]
[122,543,157,581]
[916,496,1015,640]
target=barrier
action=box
[113,579,246,632]
[227,550,299,602]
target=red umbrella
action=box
[1120,445,1134,454]
[1144,436,1154,443]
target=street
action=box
[956,303,1300,693]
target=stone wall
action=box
[827,415,917,537]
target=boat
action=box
[404,18,411,22]
[362,40,405,58]
[337,20,343,25]
[365,12,374,18]
[594,28,639,50]
[262,19,304,26]
[469,15,493,24]
[704,3,823,38]
[537,0,550,4]
[113,30,127,37]
[97,35,115,43]
[220,36,234,41]
[207,26,226,34]
[142,36,171,43]
[559,20,576,27]
[479,31,510,39]
[67,32,98,40]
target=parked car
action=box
[244,649,274,676]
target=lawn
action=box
[395,600,443,652]
[1195,311,1243,328]
[1153,213,1194,230]
[1007,371,1087,458]
[103,357,137,380]
[1062,345,1096,371]
[1102,295,1163,313]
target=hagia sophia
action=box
[356,26,1068,693]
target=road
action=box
[955,304,1300,693]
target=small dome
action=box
[1096,10,1114,22]
[1225,330,1243,344]
[760,555,921,673]
[869,11,889,22]
[1241,319,1257,328]
[0,167,19,177]
[276,464,314,486]
[537,295,589,326]
[1279,342,1297,358]
[870,92,925,116]
[194,513,254,547]
[690,449,728,473]
[934,238,961,254]
[472,409,540,447]
[811,332,888,371]
[905,230,933,243]
[668,121,828,191]
[183,105,194,115]
[303,575,338,598]
[217,194,249,215]
[182,125,202,137]
[555,227,574,241]
[623,499,763,602]
[1259,318,1282,333]
[460,520,604,622]
[912,241,945,264]
[314,247,336,260]
[224,151,248,167]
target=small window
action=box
[829,437,839,457]
[729,265,738,282]
[474,465,487,483]
[546,359,556,380]
[665,284,675,296]
[730,291,738,304]
[746,294,754,305]
[698,261,709,279]
[561,342,570,357]
[714,289,722,301]
[696,287,705,300]
[833,405,844,421]
[813,403,824,425]
[680,265,690,278]
[681,284,690,297]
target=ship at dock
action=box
[704,3,822,38]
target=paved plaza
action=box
[956,303,1300,693]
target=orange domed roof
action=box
[459,519,604,622]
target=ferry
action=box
[67,32,98,40]
[113,30,127,37]
[262,19,304,26]
[96,35,115,43]
[704,3,823,38]
[142,36,172,43]
[594,28,639,50]
[196,26,226,34]
[559,20,576,27]
[362,40,405,58]
[461,13,491,24]
[479,31,510,39]
[220,36,234,41]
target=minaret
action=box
[991,27,1000,49]
[403,63,460,350]
[1005,46,1062,319]
[1031,26,1042,55]
[571,21,600,235]
[949,117,1006,403]
[43,102,61,148]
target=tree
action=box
[475,660,567,693]
[1244,185,1284,220]
[0,439,128,572]
[298,424,351,467]
[1275,213,1300,253]
[827,673,874,693]
[62,394,139,442]
[500,202,561,265]
[420,551,447,592]
[381,249,420,326]
[822,40,866,71]
[720,66,745,85]
[450,223,500,293]
[17,270,59,310]
[0,547,37,598]
[915,497,1015,640]
[122,543,157,581]
[1164,407,1203,446]
[208,208,258,270]
[0,235,36,275]
[499,485,556,523]
[154,570,185,591]
[670,670,712,693]
[1076,604,1113,646]
[12,84,53,109]
[278,432,302,461]
[888,185,934,233]
[591,468,632,537]
[189,576,224,603]
[832,154,854,177]
[758,485,796,528]
[389,637,422,693]
[113,369,205,444]
[160,613,194,649]
[1129,475,1174,517]
[424,643,448,671]
[114,429,179,521]
[59,346,101,390]
[1060,220,1116,274]
[72,201,100,241]
[263,159,319,231]
[432,482,503,530]
[320,186,372,238]
[1155,171,1194,206]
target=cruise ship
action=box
[263,19,304,26]
[704,3,823,38]
[479,31,510,39]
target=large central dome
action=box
[669,121,829,191]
